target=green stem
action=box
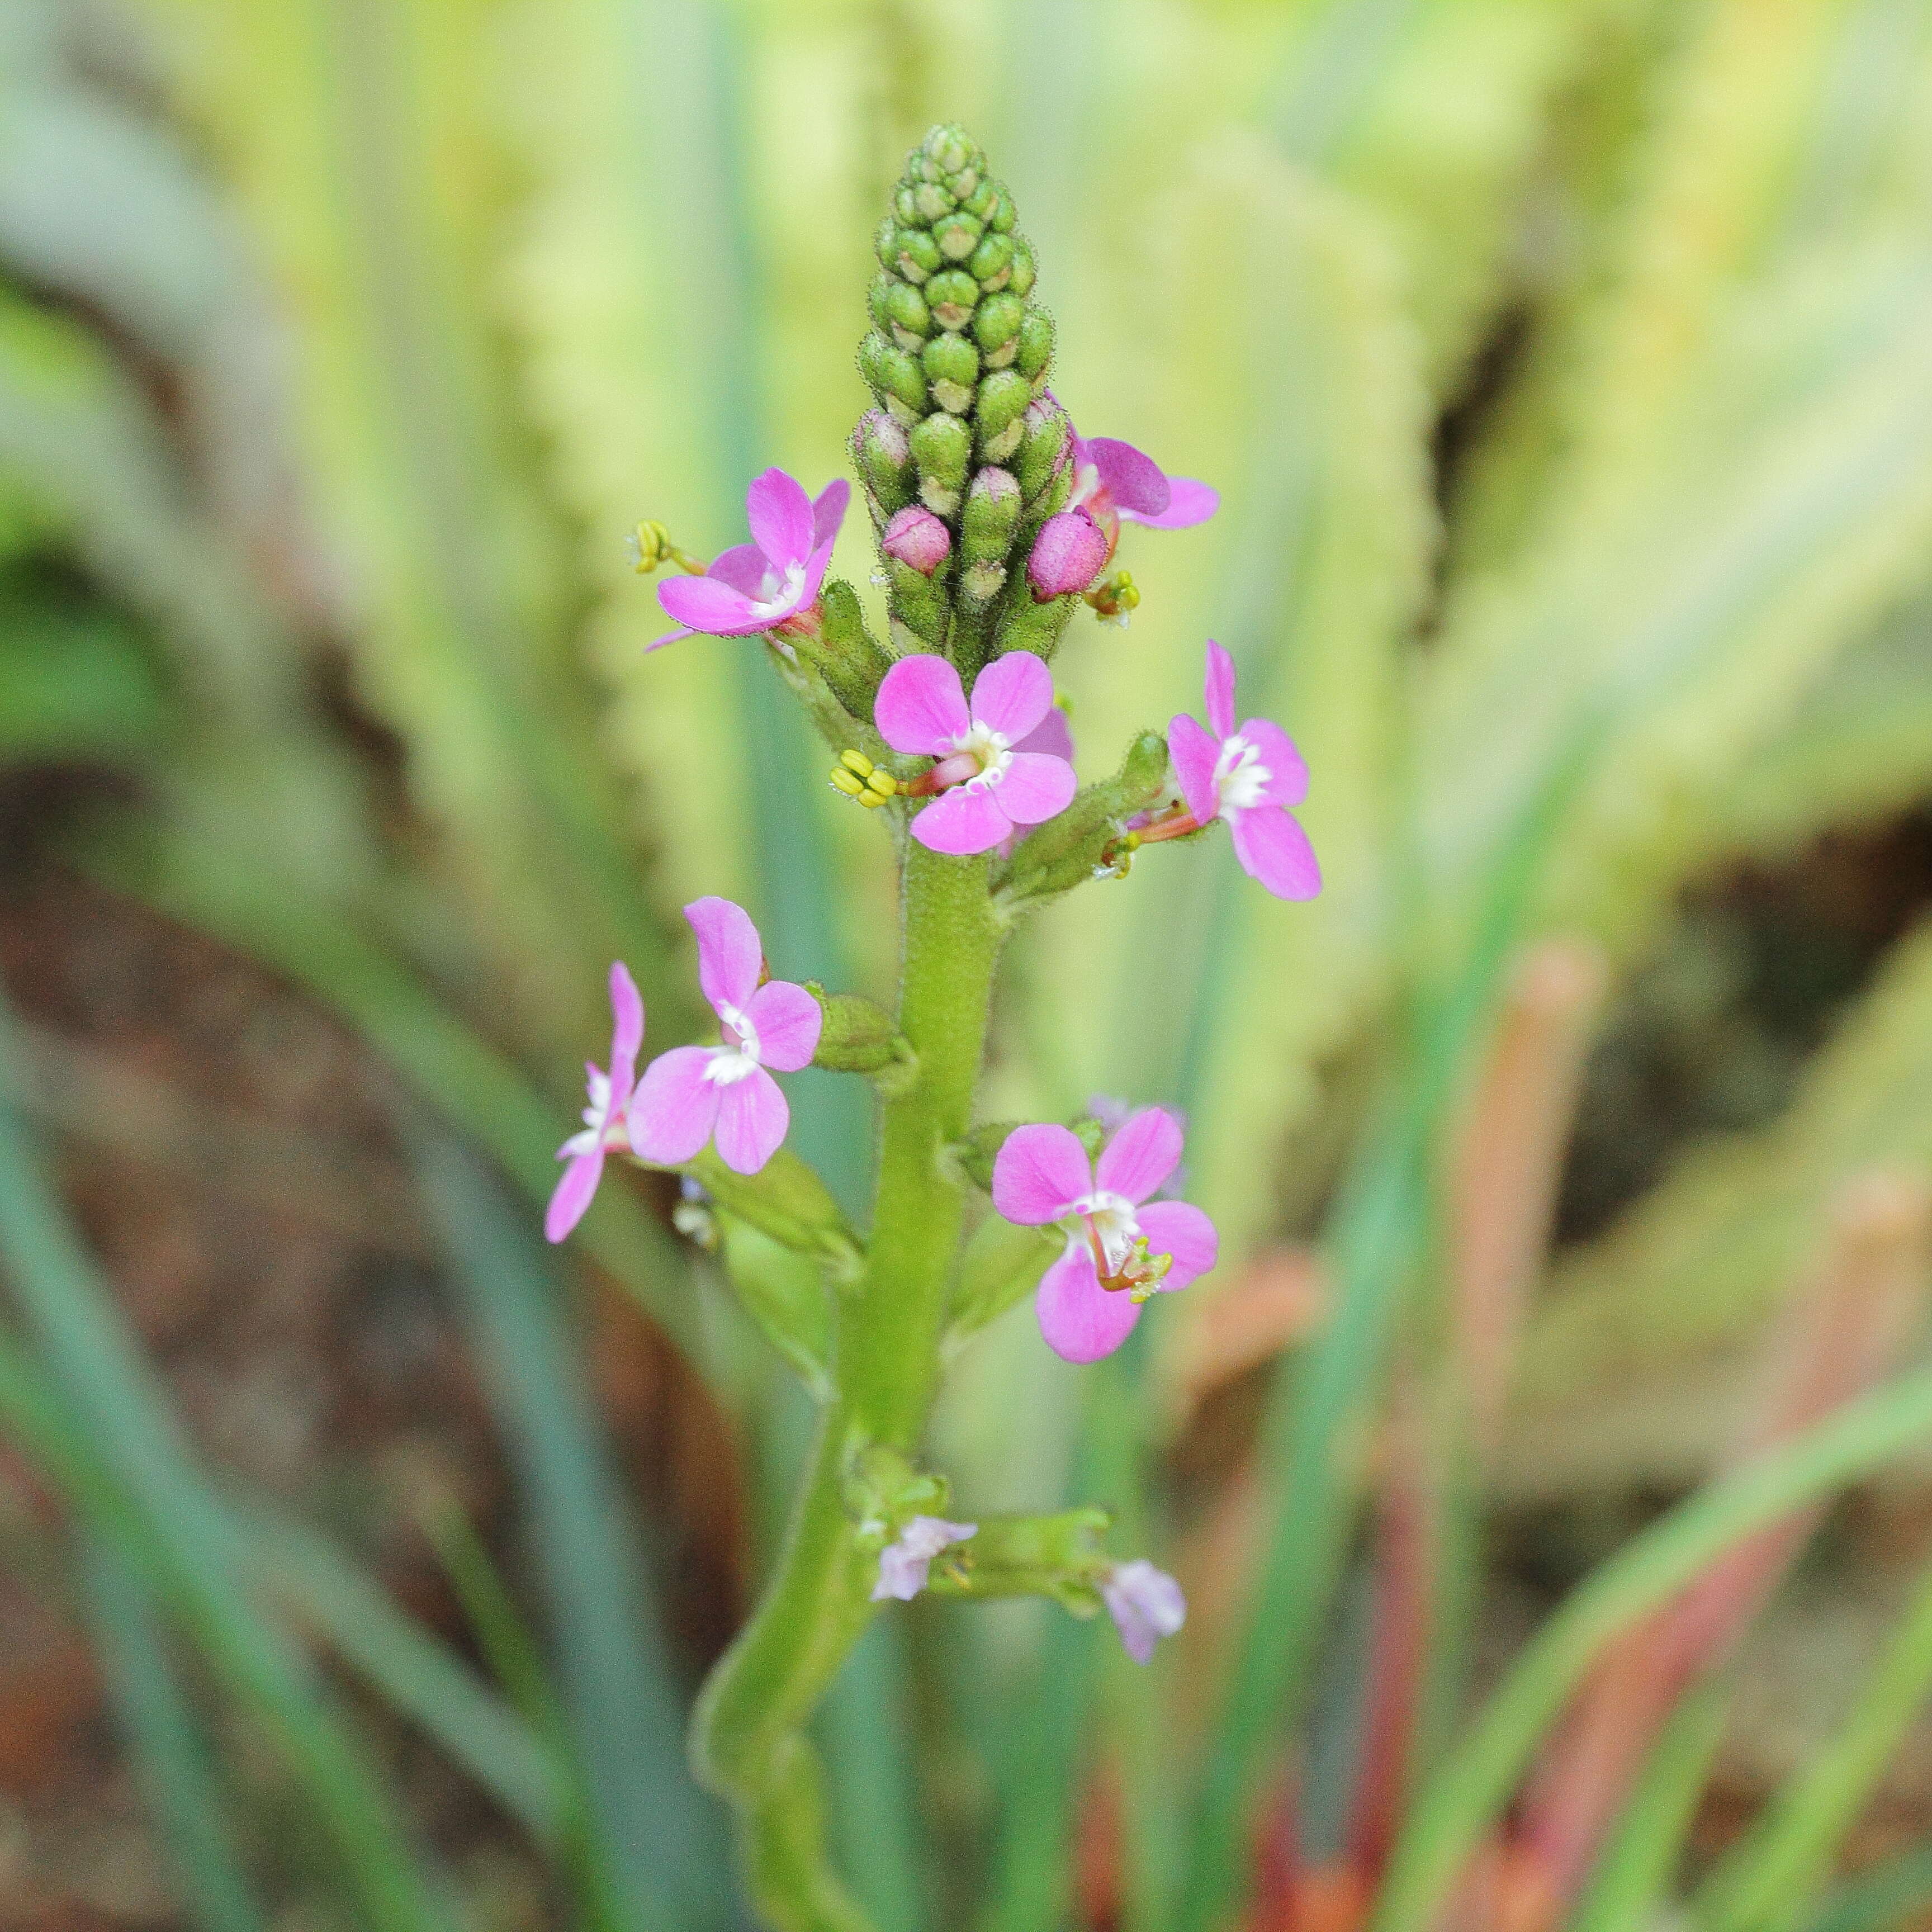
[692,841,1006,1932]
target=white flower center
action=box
[705,1004,764,1085]
[1213,733,1270,815]
[749,559,808,622]
[1068,460,1102,513]
[950,719,1013,788]
[1070,1189,1141,1274]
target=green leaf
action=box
[943,1214,1059,1356]
[718,1211,834,1398]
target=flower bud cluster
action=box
[855,124,1071,657]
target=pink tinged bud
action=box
[872,1517,978,1602]
[1100,1560,1187,1663]
[882,505,953,576]
[1026,508,1109,599]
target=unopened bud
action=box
[910,410,972,515]
[1008,235,1037,297]
[1026,509,1108,598]
[925,269,979,332]
[860,331,930,423]
[793,579,895,721]
[886,557,951,648]
[974,292,1025,363]
[962,467,1021,566]
[883,504,952,575]
[882,279,931,349]
[933,211,983,261]
[1015,308,1055,382]
[806,983,916,1084]
[976,370,1033,462]
[925,124,976,175]
[922,333,980,414]
[1017,396,1072,501]
[853,408,915,514]
[970,231,1015,290]
[997,730,1171,905]
[894,228,941,283]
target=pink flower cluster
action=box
[543,898,822,1243]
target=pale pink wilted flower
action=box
[1068,429,1219,534]
[545,962,646,1244]
[872,1516,978,1602]
[1100,1560,1187,1664]
[652,469,849,648]
[991,1107,1218,1363]
[881,504,951,575]
[874,652,1078,856]
[1168,640,1321,901]
[1026,508,1110,598]
[630,898,822,1176]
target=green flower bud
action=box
[860,330,929,423]
[910,409,972,515]
[805,983,916,1086]
[883,279,930,348]
[953,1121,1017,1191]
[974,291,1025,359]
[887,556,951,648]
[913,179,954,222]
[962,465,1021,569]
[996,731,1171,906]
[987,188,1017,234]
[925,269,979,331]
[951,165,981,201]
[895,228,941,284]
[975,369,1032,462]
[924,122,976,174]
[874,215,898,271]
[795,579,896,721]
[1008,235,1036,296]
[969,230,1015,290]
[960,176,998,221]
[895,184,919,226]
[933,211,982,261]
[1015,307,1055,381]
[853,407,915,515]
[922,333,980,415]
[1017,395,1072,501]
[992,588,1078,660]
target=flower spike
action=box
[652,470,849,648]
[631,899,822,1176]
[546,963,646,1243]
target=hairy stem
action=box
[693,840,1006,1931]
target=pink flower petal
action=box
[1085,437,1171,520]
[1239,717,1309,808]
[745,467,813,569]
[909,783,1012,855]
[647,626,694,652]
[992,1123,1092,1225]
[629,1046,722,1164]
[811,478,851,553]
[969,650,1054,741]
[608,962,645,1097]
[993,752,1077,827]
[545,1148,605,1243]
[1167,713,1223,826]
[714,1067,789,1175]
[1095,1107,1183,1205]
[1015,706,1074,763]
[1204,641,1237,741]
[875,654,972,754]
[1100,1561,1187,1663]
[796,535,837,613]
[1127,477,1219,529]
[1229,806,1322,901]
[684,897,763,1014]
[744,979,822,1072]
[1036,1245,1141,1363]
[708,542,773,598]
[657,573,765,636]
[1134,1201,1219,1291]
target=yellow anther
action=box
[628,520,705,576]
[1085,569,1140,626]
[829,767,868,798]
[840,749,877,778]
[865,771,899,801]
[831,750,899,808]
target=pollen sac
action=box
[858,122,1060,660]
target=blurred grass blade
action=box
[1804,1841,1932,1932]
[80,1534,266,1932]
[1564,1677,1729,1932]
[412,1126,735,1932]
[1694,1554,1932,1932]
[243,1503,567,1843]
[1370,1362,1932,1932]
[0,987,455,1931]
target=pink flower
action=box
[1168,641,1321,901]
[1100,1560,1187,1664]
[630,898,823,1176]
[1068,429,1219,533]
[991,1107,1218,1363]
[546,963,645,1244]
[652,469,849,648]
[882,505,951,575]
[1026,508,1110,598]
[874,652,1078,856]
[871,1516,978,1602]
[997,705,1075,859]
